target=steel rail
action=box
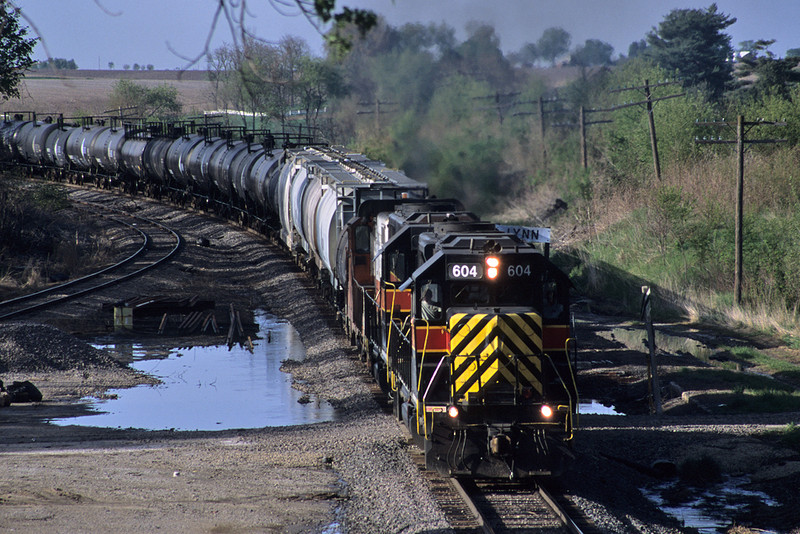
[0,198,182,320]
[0,205,149,309]
[452,477,586,534]
[537,483,585,534]
[450,477,494,533]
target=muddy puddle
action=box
[579,399,624,415]
[642,475,780,533]
[598,326,715,361]
[48,311,335,430]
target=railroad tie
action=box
[182,311,204,332]
[158,313,169,334]
[201,312,218,334]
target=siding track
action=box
[0,189,182,321]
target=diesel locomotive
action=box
[0,112,578,479]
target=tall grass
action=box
[562,141,800,341]
[0,180,115,299]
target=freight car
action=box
[0,112,578,479]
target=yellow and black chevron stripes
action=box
[449,313,544,401]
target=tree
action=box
[644,3,736,99]
[144,84,182,116]
[108,61,114,70]
[570,39,614,67]
[737,40,758,56]
[627,39,648,59]
[109,79,182,118]
[33,58,78,69]
[733,39,800,98]
[165,0,377,65]
[536,27,571,66]
[454,23,513,86]
[296,56,345,129]
[0,5,36,100]
[207,36,321,129]
[207,43,238,112]
[787,48,800,59]
[513,42,539,67]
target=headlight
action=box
[486,256,499,279]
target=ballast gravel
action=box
[0,188,454,534]
[0,322,123,372]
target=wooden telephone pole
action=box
[579,106,613,168]
[695,116,786,305]
[357,97,397,132]
[609,79,684,180]
[512,92,567,167]
[546,103,611,169]
[474,91,521,124]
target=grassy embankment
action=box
[0,176,113,299]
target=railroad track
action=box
[0,189,182,321]
[410,449,588,533]
[368,366,588,533]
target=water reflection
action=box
[579,399,623,415]
[642,475,780,533]
[49,312,335,430]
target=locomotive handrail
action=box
[543,351,577,440]
[417,323,450,440]
[416,317,431,438]
[564,337,580,429]
[387,318,412,393]
[385,281,399,391]
[422,355,448,404]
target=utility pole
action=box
[580,106,585,169]
[644,81,660,179]
[579,106,613,169]
[610,79,684,180]
[641,286,662,416]
[474,91,521,124]
[357,97,396,132]
[695,116,786,305]
[547,102,611,169]
[512,93,565,166]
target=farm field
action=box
[1,70,214,116]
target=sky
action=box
[14,0,800,70]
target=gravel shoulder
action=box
[1,186,799,533]
[0,188,449,534]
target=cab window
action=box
[420,282,442,321]
[450,282,489,306]
[354,225,370,254]
[543,280,564,319]
[388,251,406,282]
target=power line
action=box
[695,115,787,305]
[609,79,685,180]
